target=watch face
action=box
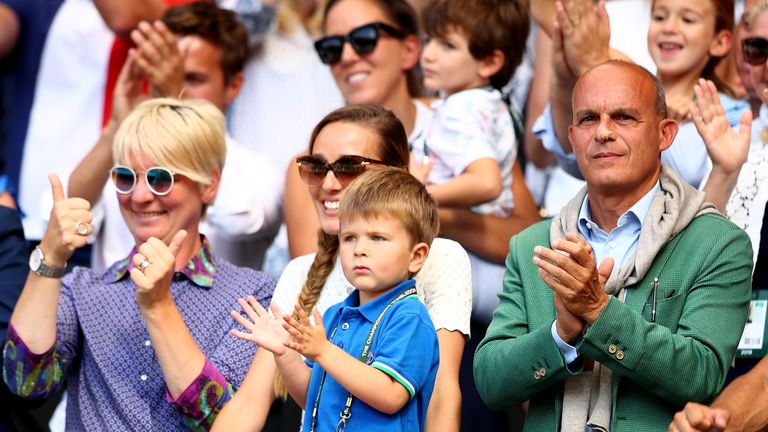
[30,247,43,272]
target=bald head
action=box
[575,60,668,120]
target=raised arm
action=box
[426,159,502,208]
[9,174,91,353]
[68,54,145,202]
[550,0,612,154]
[438,160,540,263]
[691,79,753,212]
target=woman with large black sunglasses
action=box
[275,1,539,430]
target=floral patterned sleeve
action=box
[166,359,235,432]
[2,323,66,399]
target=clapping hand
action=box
[230,300,291,356]
[282,305,329,362]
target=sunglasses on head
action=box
[743,37,768,65]
[314,22,405,65]
[110,165,176,196]
[296,154,387,186]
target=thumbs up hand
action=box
[40,173,93,267]
[131,230,188,309]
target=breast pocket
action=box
[641,288,687,331]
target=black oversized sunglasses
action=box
[296,154,388,186]
[314,22,405,65]
[743,37,768,65]
[110,165,176,196]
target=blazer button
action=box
[608,344,617,354]
[616,350,625,360]
[533,370,542,380]
[539,367,547,377]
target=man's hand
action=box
[282,305,331,362]
[668,402,729,432]
[534,232,614,324]
[555,0,611,79]
[111,54,146,126]
[130,20,185,98]
[131,230,187,310]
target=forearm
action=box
[425,330,464,432]
[524,31,556,169]
[702,167,740,213]
[711,357,768,431]
[427,158,502,208]
[9,273,63,354]
[274,351,311,408]
[140,300,207,399]
[531,0,556,38]
[68,122,117,203]
[316,343,409,414]
[550,77,576,154]
[211,349,277,432]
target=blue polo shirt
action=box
[302,279,439,432]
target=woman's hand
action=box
[131,230,187,310]
[40,174,93,267]
[283,305,329,362]
[691,78,752,176]
[230,300,291,356]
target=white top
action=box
[723,106,768,267]
[90,135,282,270]
[227,24,344,175]
[416,88,516,217]
[272,238,473,337]
[18,0,114,240]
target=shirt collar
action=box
[340,279,417,323]
[104,234,217,288]
[579,181,660,235]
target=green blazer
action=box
[474,214,753,431]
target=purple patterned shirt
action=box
[2,236,274,431]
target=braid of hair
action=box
[274,229,340,399]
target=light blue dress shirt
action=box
[550,182,661,363]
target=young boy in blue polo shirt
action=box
[233,167,440,431]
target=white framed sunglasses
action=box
[110,165,176,196]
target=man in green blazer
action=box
[473,60,754,431]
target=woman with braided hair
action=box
[213,104,471,431]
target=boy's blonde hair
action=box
[339,167,439,247]
[112,98,226,187]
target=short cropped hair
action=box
[339,167,439,247]
[422,0,530,89]
[580,60,668,119]
[112,98,226,187]
[163,2,248,84]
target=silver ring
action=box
[138,259,151,272]
[75,221,89,236]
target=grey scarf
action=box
[555,166,716,432]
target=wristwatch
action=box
[29,246,65,278]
